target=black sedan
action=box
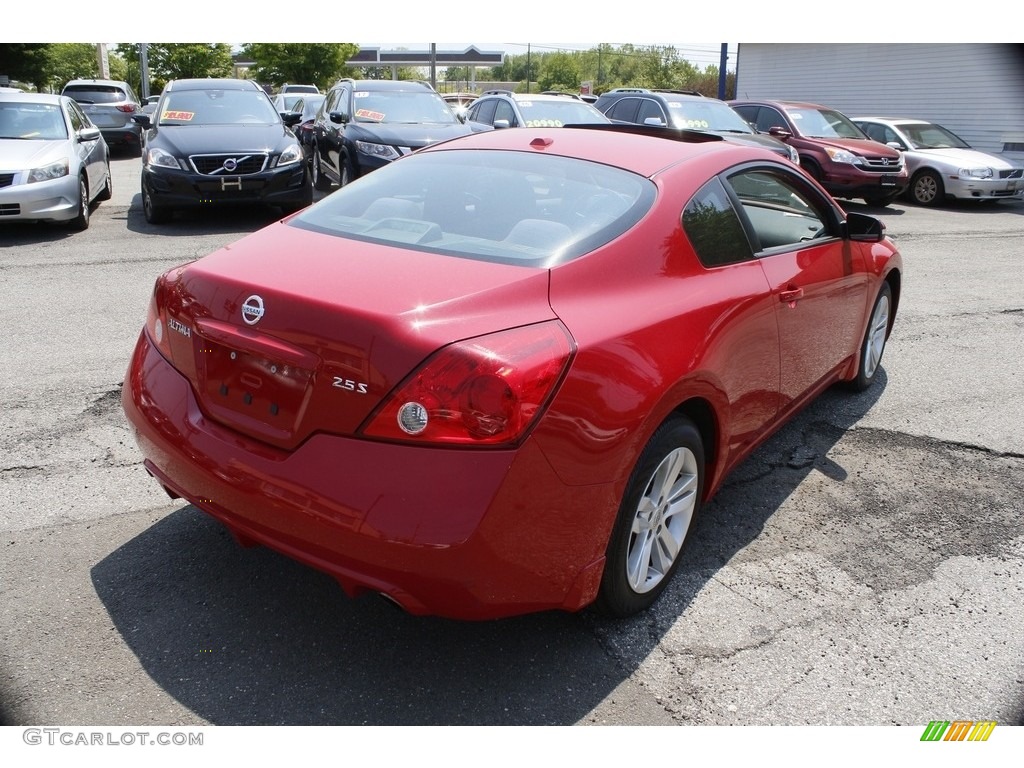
[137,78,312,224]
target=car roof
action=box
[732,99,831,111]
[0,92,66,106]
[336,79,435,91]
[166,78,263,92]
[63,78,131,87]
[854,116,932,125]
[418,124,773,178]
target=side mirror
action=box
[133,114,152,129]
[329,111,346,125]
[281,111,302,127]
[886,140,907,151]
[493,119,511,129]
[78,126,101,142]
[843,211,886,242]
[768,126,792,139]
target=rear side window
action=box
[682,177,753,267]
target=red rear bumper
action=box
[122,331,611,619]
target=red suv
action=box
[730,99,908,206]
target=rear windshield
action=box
[158,89,280,126]
[62,85,128,104]
[290,149,655,267]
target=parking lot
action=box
[1,151,1022,726]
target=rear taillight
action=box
[360,321,575,447]
[117,104,137,113]
[145,278,173,360]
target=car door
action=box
[66,100,105,196]
[723,165,869,408]
[681,176,781,455]
[320,86,345,180]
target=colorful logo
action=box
[921,721,997,741]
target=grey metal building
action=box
[734,43,1024,162]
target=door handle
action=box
[779,286,804,305]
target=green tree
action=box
[243,43,359,90]
[41,43,101,92]
[538,51,580,92]
[0,43,49,90]
[145,44,234,81]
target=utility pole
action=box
[140,44,150,99]
[718,44,728,100]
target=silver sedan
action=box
[854,116,1024,206]
[0,93,112,230]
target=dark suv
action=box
[310,79,474,190]
[594,88,799,164]
[136,78,311,223]
[729,99,908,206]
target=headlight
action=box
[355,141,400,161]
[275,142,303,167]
[824,147,858,165]
[28,159,69,183]
[958,167,994,180]
[145,146,183,170]
[786,145,800,164]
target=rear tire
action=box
[594,416,704,618]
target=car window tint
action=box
[607,98,640,123]
[683,177,754,267]
[469,98,497,125]
[494,100,517,126]
[62,86,128,104]
[66,100,85,132]
[753,107,786,134]
[636,99,666,126]
[725,169,830,251]
[290,149,656,268]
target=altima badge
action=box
[241,295,265,325]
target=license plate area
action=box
[879,174,898,187]
[199,340,312,437]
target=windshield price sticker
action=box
[162,110,195,121]
[355,108,385,121]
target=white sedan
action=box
[854,116,1024,206]
[0,92,112,230]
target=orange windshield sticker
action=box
[162,110,195,121]
[355,108,385,121]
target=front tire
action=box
[340,155,356,187]
[142,183,169,224]
[848,282,892,391]
[909,169,944,207]
[311,145,331,191]
[70,176,90,231]
[594,416,704,618]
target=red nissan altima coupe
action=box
[123,124,902,620]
